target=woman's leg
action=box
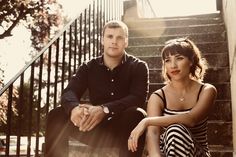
[163,124,195,157]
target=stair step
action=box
[126,16,223,28]
[129,32,226,46]
[152,12,222,19]
[139,53,229,69]
[68,141,233,157]
[208,100,232,121]
[149,83,231,100]
[127,41,228,56]
[208,122,233,146]
[149,68,230,83]
[129,23,225,37]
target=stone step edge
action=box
[127,12,221,20]
[129,32,226,39]
[128,23,224,30]
[209,145,233,152]
[128,41,227,48]
[68,141,234,153]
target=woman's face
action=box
[164,53,192,81]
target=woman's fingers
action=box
[128,134,138,152]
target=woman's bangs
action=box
[162,44,186,59]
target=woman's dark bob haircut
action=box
[161,37,208,82]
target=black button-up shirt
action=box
[61,53,149,116]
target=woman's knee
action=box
[164,124,194,147]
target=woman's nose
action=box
[171,60,177,68]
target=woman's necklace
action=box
[179,96,185,102]
[170,81,192,102]
[178,89,187,102]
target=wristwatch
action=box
[101,105,109,114]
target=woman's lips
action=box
[171,70,180,75]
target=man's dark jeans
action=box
[45,106,146,157]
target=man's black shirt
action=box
[61,53,149,116]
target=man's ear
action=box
[125,38,128,48]
[101,36,104,45]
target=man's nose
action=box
[112,38,117,43]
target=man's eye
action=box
[117,36,124,40]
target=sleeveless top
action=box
[154,84,210,152]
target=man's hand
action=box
[70,105,89,127]
[79,104,106,132]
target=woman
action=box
[128,37,217,157]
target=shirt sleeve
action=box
[61,63,88,115]
[104,61,149,116]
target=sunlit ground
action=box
[0,0,216,84]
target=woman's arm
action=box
[146,93,164,156]
[128,91,164,155]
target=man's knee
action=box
[119,107,147,129]
[124,107,147,120]
[47,106,68,122]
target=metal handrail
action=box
[137,0,157,18]
[0,14,78,96]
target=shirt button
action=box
[111,112,114,115]
[110,92,114,96]
[111,79,114,82]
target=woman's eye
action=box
[164,59,170,63]
[177,57,184,60]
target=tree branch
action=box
[0,4,38,39]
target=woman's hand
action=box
[148,154,163,157]
[128,118,148,152]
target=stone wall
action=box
[222,0,236,156]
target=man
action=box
[45,20,149,157]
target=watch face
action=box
[103,106,109,114]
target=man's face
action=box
[102,27,128,58]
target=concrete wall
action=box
[222,0,236,155]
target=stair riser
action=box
[149,83,231,100]
[210,152,233,157]
[127,42,228,56]
[149,68,230,83]
[126,18,223,28]
[209,101,232,121]
[129,24,225,37]
[129,33,226,46]
[208,122,233,146]
[140,54,229,69]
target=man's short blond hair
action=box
[102,20,128,37]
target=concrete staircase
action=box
[125,12,233,157]
[68,12,232,157]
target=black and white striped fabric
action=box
[159,109,210,157]
[154,85,211,157]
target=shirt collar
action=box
[98,52,128,66]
